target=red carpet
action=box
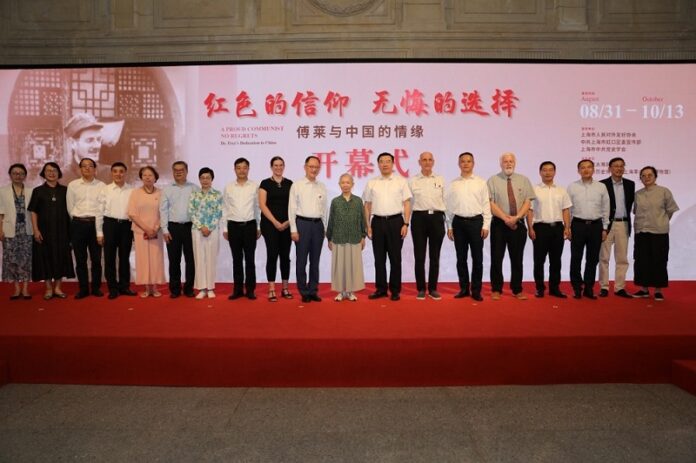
[1,281,695,388]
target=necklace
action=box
[143,186,155,194]
[12,184,24,200]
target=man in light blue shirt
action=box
[160,161,199,298]
[567,159,610,299]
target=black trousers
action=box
[371,215,404,295]
[103,217,133,293]
[532,222,565,293]
[227,220,258,295]
[634,232,669,288]
[411,211,445,292]
[166,222,195,295]
[570,218,603,292]
[295,218,323,297]
[71,218,102,293]
[261,220,292,282]
[490,217,527,294]
[452,215,484,296]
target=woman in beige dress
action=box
[128,166,165,297]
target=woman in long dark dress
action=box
[0,163,33,299]
[28,162,74,300]
[259,156,293,301]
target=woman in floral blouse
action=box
[188,167,223,299]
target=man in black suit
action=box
[599,157,635,298]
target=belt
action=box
[104,216,130,224]
[169,221,192,225]
[572,217,601,224]
[296,216,322,223]
[535,221,564,227]
[373,214,402,220]
[228,219,256,225]
[612,217,628,222]
[72,216,95,222]
[413,210,444,215]
[454,214,483,221]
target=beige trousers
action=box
[599,221,629,291]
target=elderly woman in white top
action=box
[632,166,679,301]
[0,163,33,300]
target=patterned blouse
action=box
[188,188,223,231]
[326,193,367,245]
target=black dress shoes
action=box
[120,289,137,296]
[170,292,180,299]
[535,290,544,298]
[92,289,104,297]
[583,290,597,300]
[301,295,311,303]
[368,292,387,300]
[549,290,568,299]
[453,291,470,299]
[614,289,632,298]
[309,294,322,302]
[471,293,483,302]
[247,293,257,300]
[108,291,119,300]
[599,289,609,297]
[390,293,400,301]
[573,289,582,299]
[75,291,89,300]
[184,291,195,298]
[228,293,245,300]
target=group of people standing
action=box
[0,116,680,303]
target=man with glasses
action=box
[599,157,635,298]
[288,156,327,303]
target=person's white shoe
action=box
[195,290,207,300]
[334,293,344,302]
[347,293,358,301]
[207,290,216,299]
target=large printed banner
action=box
[1,63,694,281]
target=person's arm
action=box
[401,199,411,238]
[364,201,372,240]
[562,208,571,240]
[95,185,106,245]
[65,183,75,218]
[31,211,42,243]
[526,208,535,240]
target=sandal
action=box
[43,291,53,300]
[53,291,67,299]
[268,289,278,302]
[281,288,293,299]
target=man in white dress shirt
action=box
[526,161,572,299]
[445,152,491,302]
[66,156,105,299]
[409,151,446,300]
[223,157,261,300]
[363,152,412,301]
[96,162,135,299]
[289,156,328,303]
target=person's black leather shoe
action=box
[75,291,89,300]
[471,293,483,302]
[108,291,119,300]
[390,293,400,301]
[301,295,311,303]
[614,289,632,298]
[247,293,257,300]
[583,290,597,300]
[120,289,137,296]
[368,292,387,300]
[599,289,609,297]
[228,293,244,300]
[453,291,470,299]
[549,290,568,299]
[535,290,544,298]
[309,294,322,302]
[92,289,104,297]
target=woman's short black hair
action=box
[139,166,160,181]
[39,162,62,179]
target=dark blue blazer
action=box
[600,176,635,236]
